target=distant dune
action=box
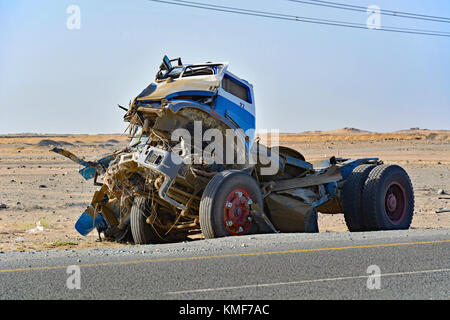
[0,129,449,146]
[0,134,129,146]
[260,128,450,143]
[301,127,373,135]
[393,128,449,135]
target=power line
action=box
[148,0,450,37]
[306,0,450,21]
[287,0,450,23]
[170,0,450,35]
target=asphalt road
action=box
[0,229,449,300]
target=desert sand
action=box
[0,129,449,252]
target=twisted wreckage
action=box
[54,56,415,244]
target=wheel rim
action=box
[222,188,253,235]
[384,182,406,224]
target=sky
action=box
[0,0,449,134]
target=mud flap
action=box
[265,193,318,233]
[304,209,319,233]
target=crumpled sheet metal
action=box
[136,74,221,101]
[50,147,114,180]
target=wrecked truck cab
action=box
[54,55,415,244]
[131,56,256,145]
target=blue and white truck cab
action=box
[130,56,256,145]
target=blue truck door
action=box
[216,73,256,141]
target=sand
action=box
[0,129,449,251]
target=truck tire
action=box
[199,170,263,239]
[342,164,376,232]
[130,196,162,244]
[362,165,414,231]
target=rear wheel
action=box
[199,170,263,238]
[362,165,414,230]
[342,164,376,231]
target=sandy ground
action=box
[0,129,449,252]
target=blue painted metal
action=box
[215,95,255,134]
[78,167,97,180]
[137,83,157,98]
[168,100,234,129]
[164,92,256,138]
[51,147,115,180]
[51,147,91,167]
[285,156,314,171]
[325,181,338,196]
[165,90,215,100]
[74,211,107,236]
[338,158,379,180]
[312,195,329,208]
[167,100,253,152]
[163,55,172,70]
[78,154,115,180]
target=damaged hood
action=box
[136,63,228,101]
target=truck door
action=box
[217,73,255,136]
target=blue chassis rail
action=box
[313,157,380,207]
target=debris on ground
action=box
[26,221,51,233]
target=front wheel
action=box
[362,165,414,230]
[130,197,161,244]
[130,197,187,244]
[199,170,263,238]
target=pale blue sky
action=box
[1,0,449,134]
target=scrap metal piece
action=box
[137,145,187,210]
[51,147,114,180]
[270,165,343,192]
[284,156,314,171]
[75,205,107,236]
[279,187,318,204]
[51,147,91,167]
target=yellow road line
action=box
[1,239,449,274]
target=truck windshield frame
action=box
[157,64,224,81]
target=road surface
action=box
[0,229,449,299]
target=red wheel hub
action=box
[384,182,406,224]
[223,188,253,235]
